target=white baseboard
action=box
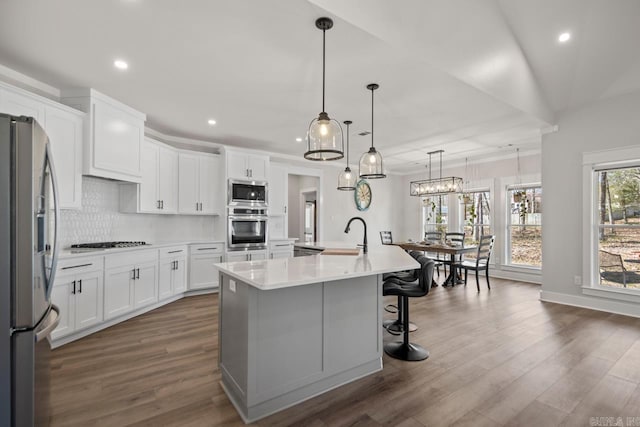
[51,287,218,348]
[539,290,640,319]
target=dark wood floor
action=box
[49,277,640,426]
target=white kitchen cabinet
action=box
[178,152,221,215]
[269,240,294,259]
[51,257,104,340]
[269,163,288,216]
[104,250,158,320]
[62,89,146,183]
[0,87,46,124]
[159,246,188,299]
[0,82,84,210]
[120,138,178,214]
[45,106,84,209]
[226,150,269,181]
[188,243,224,290]
[226,249,268,263]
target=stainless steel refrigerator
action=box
[0,114,61,426]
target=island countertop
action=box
[215,245,418,290]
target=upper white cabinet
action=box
[120,138,178,214]
[269,163,288,216]
[0,87,46,124]
[62,89,146,183]
[226,149,269,181]
[178,152,221,215]
[0,82,84,209]
[45,106,84,209]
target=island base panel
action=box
[218,273,383,423]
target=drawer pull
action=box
[274,244,290,247]
[62,263,92,270]
[168,250,183,254]
[197,247,220,251]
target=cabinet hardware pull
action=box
[168,250,183,254]
[62,263,92,270]
[275,244,290,247]
[284,206,287,213]
[161,200,164,209]
[200,202,203,211]
[78,279,82,293]
[72,280,76,294]
[136,268,140,279]
[197,247,219,251]
[157,200,161,209]
[132,269,136,280]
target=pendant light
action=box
[409,150,463,196]
[359,83,386,179]
[304,17,344,161]
[337,120,356,190]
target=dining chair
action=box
[424,231,444,276]
[380,231,393,245]
[445,232,465,279]
[457,235,495,291]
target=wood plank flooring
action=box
[49,278,640,426]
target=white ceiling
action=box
[0,0,638,173]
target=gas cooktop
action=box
[70,241,148,249]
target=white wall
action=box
[541,90,640,317]
[59,177,218,248]
[277,158,405,248]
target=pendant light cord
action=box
[346,123,350,164]
[322,28,326,112]
[370,87,374,149]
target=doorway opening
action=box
[288,174,320,243]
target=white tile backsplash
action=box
[59,177,217,248]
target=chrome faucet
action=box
[344,216,368,254]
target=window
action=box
[506,186,542,267]
[595,167,640,289]
[422,195,448,236]
[460,190,491,245]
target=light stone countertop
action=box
[57,240,225,259]
[215,244,418,290]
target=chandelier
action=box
[409,150,463,196]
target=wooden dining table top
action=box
[393,241,477,255]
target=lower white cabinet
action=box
[104,250,158,320]
[51,257,104,340]
[226,249,268,263]
[189,243,224,290]
[159,246,188,299]
[269,240,294,259]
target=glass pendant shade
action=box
[337,166,356,190]
[359,147,385,179]
[304,17,344,161]
[359,83,386,179]
[337,119,355,190]
[305,112,344,161]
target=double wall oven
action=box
[227,180,268,251]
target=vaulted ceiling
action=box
[0,0,638,173]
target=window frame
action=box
[460,188,491,243]
[421,194,448,236]
[505,183,542,269]
[582,146,640,301]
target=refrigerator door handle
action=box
[42,143,61,300]
[35,305,60,343]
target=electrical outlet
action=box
[229,280,236,293]
[574,275,582,286]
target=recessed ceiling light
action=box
[114,59,128,70]
[207,119,217,126]
[558,32,571,43]
[295,137,302,142]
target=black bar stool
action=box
[383,256,435,361]
[382,251,422,334]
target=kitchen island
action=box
[215,243,418,423]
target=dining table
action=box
[393,241,477,286]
